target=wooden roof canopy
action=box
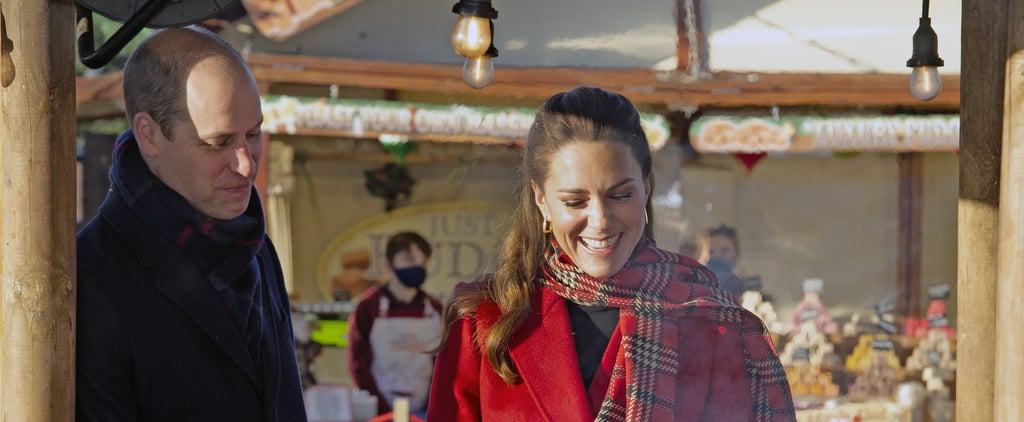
[75,0,961,119]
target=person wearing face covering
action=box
[347,231,442,416]
[427,87,794,421]
[704,224,745,300]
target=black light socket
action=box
[452,0,498,19]
[906,17,943,68]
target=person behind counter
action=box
[704,223,746,299]
[75,27,306,421]
[348,231,443,417]
[427,86,794,421]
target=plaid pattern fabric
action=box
[110,132,265,281]
[540,239,795,421]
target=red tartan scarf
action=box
[540,239,795,421]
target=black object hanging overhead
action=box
[76,0,238,69]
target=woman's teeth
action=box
[581,236,615,250]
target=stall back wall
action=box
[677,152,958,325]
[921,153,959,323]
[287,146,958,326]
[288,157,519,301]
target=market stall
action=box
[233,1,973,419]
[684,112,960,420]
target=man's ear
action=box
[531,181,549,219]
[133,112,162,158]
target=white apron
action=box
[368,295,441,412]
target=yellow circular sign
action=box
[316,201,510,301]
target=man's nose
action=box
[233,143,255,178]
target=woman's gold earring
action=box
[542,220,552,234]
[644,209,649,225]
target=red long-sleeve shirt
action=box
[346,285,443,415]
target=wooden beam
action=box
[687,72,960,109]
[79,55,965,120]
[275,128,522,148]
[75,70,125,120]
[296,151,520,166]
[248,53,961,110]
[896,152,923,319]
[256,80,270,216]
[256,134,270,213]
[247,54,682,106]
[75,70,122,103]
[76,97,124,121]
[0,1,76,420]
[958,0,1009,420]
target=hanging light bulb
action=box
[910,66,942,101]
[451,15,491,57]
[463,45,497,89]
[450,1,498,57]
[906,0,943,101]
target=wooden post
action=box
[0,0,76,421]
[996,48,1024,422]
[959,0,1021,420]
[994,0,1024,410]
[676,0,702,76]
[897,152,923,319]
[255,80,270,214]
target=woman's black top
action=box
[565,300,620,390]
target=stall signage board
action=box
[690,115,959,153]
[243,0,363,41]
[262,95,672,151]
[317,201,510,301]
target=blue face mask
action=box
[705,258,735,277]
[393,266,427,288]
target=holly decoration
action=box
[364,163,415,212]
[378,134,416,165]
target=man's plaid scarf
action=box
[109,131,268,369]
[109,131,265,281]
[540,239,794,421]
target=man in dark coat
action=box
[76,26,307,421]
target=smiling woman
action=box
[427,86,796,421]
[532,136,650,279]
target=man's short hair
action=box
[708,224,740,253]
[385,231,433,265]
[122,26,247,139]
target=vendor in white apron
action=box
[347,232,443,416]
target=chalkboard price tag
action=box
[877,319,899,335]
[928,315,949,328]
[800,308,820,322]
[928,284,951,300]
[872,339,895,350]
[875,298,896,315]
[741,276,763,292]
[793,347,811,362]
